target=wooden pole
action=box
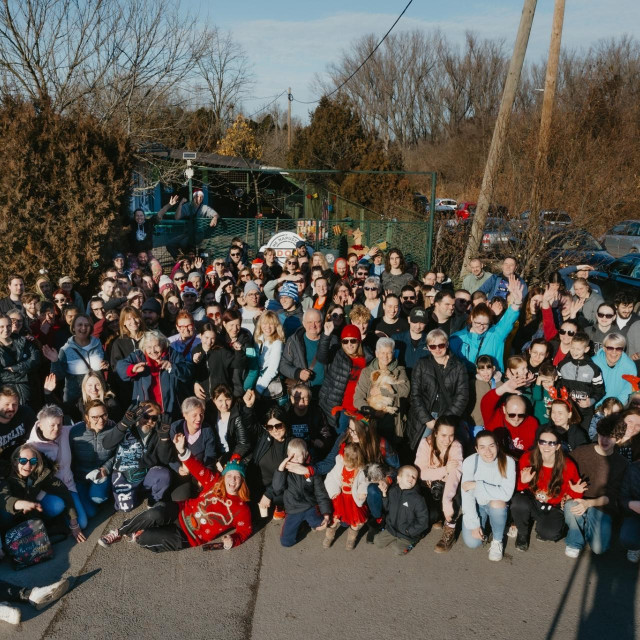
[531,0,566,205]
[287,87,292,149]
[460,0,538,278]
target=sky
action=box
[183,0,640,121]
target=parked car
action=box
[520,209,572,226]
[456,202,476,220]
[544,230,614,269]
[601,220,640,257]
[589,254,640,302]
[441,217,516,253]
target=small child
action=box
[271,439,332,548]
[471,355,502,433]
[588,397,624,442]
[526,362,557,424]
[374,465,429,555]
[323,443,370,550]
[539,395,589,452]
[557,332,605,430]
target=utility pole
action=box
[287,88,292,149]
[531,0,565,205]
[460,0,538,278]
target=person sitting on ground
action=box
[460,430,516,562]
[271,438,332,547]
[374,464,429,555]
[0,576,70,626]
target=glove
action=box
[158,413,172,435]
[121,403,146,430]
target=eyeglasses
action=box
[605,345,624,353]
[177,324,194,330]
[18,457,38,466]
[266,421,286,431]
[472,321,490,328]
[341,338,359,345]
[364,286,378,292]
[457,299,472,306]
[597,312,615,319]
[331,313,344,320]
[558,329,576,336]
[401,296,416,301]
[142,413,159,423]
[230,252,241,257]
[507,412,526,419]
[428,343,447,351]
[89,413,108,421]
[538,438,559,447]
[55,297,67,303]
[286,261,298,266]
[207,312,221,319]
[174,276,186,282]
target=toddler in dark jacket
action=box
[375,465,430,555]
[271,438,332,547]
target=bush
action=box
[0,99,132,291]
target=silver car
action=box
[602,220,640,257]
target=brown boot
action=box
[434,525,456,553]
[345,525,361,551]
[323,522,339,549]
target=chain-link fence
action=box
[152,217,432,273]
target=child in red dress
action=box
[323,443,369,550]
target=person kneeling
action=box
[99,434,251,552]
[271,439,332,547]
[374,465,429,555]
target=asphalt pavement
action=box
[0,507,637,640]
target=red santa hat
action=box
[180,282,198,298]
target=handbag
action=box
[4,518,53,570]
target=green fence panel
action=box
[152,218,431,273]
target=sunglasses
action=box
[401,296,416,301]
[174,276,186,282]
[558,329,576,336]
[266,421,286,431]
[287,261,298,265]
[230,253,241,257]
[207,312,221,319]
[341,338,359,345]
[605,346,624,353]
[538,438,559,447]
[507,412,526,419]
[597,312,615,319]
[331,313,344,320]
[364,286,378,291]
[428,343,447,350]
[18,457,38,466]
[214,262,224,266]
[142,413,159,423]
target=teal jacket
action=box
[449,306,519,373]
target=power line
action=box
[292,0,414,105]
[246,90,287,119]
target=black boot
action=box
[366,517,382,544]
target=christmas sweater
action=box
[176,451,252,547]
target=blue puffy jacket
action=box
[449,306,519,372]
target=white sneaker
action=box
[627,549,640,563]
[565,546,581,559]
[506,524,517,538]
[488,540,503,562]
[28,578,70,610]
[0,602,21,625]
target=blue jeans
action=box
[564,501,612,553]
[70,492,88,530]
[620,514,640,550]
[462,503,508,549]
[367,483,383,519]
[40,493,66,518]
[280,507,323,547]
[76,479,112,519]
[0,494,66,531]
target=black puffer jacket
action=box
[407,353,469,450]
[318,344,374,428]
[0,336,40,405]
[216,402,257,464]
[279,328,339,381]
[382,483,430,543]
[272,468,332,515]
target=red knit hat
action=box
[340,324,361,341]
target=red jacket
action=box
[481,389,539,456]
[516,450,582,505]
[177,452,252,548]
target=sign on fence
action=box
[265,231,304,265]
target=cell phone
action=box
[200,252,209,258]
[202,542,225,551]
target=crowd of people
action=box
[0,225,639,622]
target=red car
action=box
[456,202,476,220]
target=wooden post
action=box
[531,0,566,205]
[460,0,538,279]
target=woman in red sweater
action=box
[510,426,586,551]
[99,434,252,552]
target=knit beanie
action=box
[278,281,299,303]
[244,280,260,295]
[222,454,246,478]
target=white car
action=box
[434,198,457,212]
